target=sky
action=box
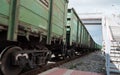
[68,0,120,45]
[85,25,102,45]
[69,0,120,14]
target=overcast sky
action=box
[69,0,120,14]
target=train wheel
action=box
[67,49,75,58]
[71,49,75,57]
[36,46,51,65]
[1,46,23,75]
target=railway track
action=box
[20,52,90,75]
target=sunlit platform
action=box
[38,68,104,75]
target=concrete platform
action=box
[38,68,104,75]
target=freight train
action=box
[66,8,101,55]
[0,0,101,75]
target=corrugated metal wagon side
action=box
[0,0,68,75]
[66,8,101,55]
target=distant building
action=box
[79,13,103,45]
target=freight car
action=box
[66,8,101,55]
[0,0,68,75]
[0,0,101,75]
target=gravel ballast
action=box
[59,51,105,74]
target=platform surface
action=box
[38,68,104,75]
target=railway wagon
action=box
[95,43,102,50]
[66,8,100,54]
[0,0,68,75]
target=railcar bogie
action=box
[0,0,68,74]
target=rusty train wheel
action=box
[1,46,23,75]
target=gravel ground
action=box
[59,51,106,74]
